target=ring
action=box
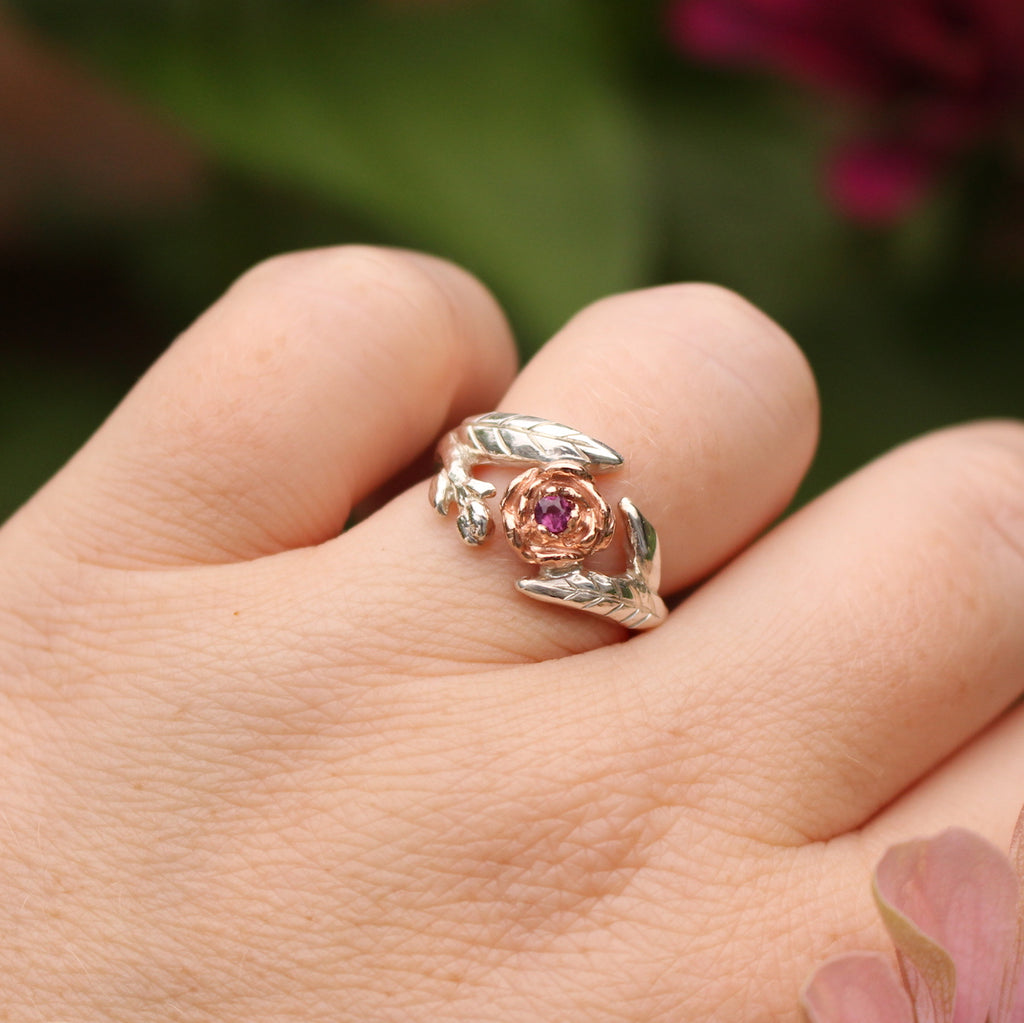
[429,413,668,629]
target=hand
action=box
[3,247,1022,1021]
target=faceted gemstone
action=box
[533,493,574,534]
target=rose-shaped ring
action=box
[429,413,668,630]
[501,461,615,565]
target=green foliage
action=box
[2,0,1023,519]
[20,0,650,344]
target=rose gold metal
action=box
[500,461,614,565]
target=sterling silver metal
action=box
[430,413,668,629]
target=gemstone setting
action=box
[500,461,614,565]
[533,494,574,534]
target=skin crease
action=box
[2,247,1024,1022]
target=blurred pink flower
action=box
[668,0,1024,222]
[801,806,1024,1023]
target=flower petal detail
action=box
[826,139,937,224]
[668,0,766,60]
[801,952,915,1023]
[875,827,1019,1023]
[667,0,1024,223]
[994,805,1024,1023]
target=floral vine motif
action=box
[430,413,668,630]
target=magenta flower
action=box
[801,806,1024,1023]
[668,0,1024,222]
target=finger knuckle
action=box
[584,282,818,442]
[239,246,470,348]
[936,421,1024,565]
[686,282,819,432]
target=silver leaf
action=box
[463,413,623,471]
[515,498,667,629]
[516,568,665,630]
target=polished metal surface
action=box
[431,413,668,629]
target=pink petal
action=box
[668,0,879,94]
[667,0,767,60]
[875,827,1019,1023]
[994,805,1024,1023]
[972,0,1024,52]
[801,952,915,1023]
[826,139,937,223]
[882,3,981,86]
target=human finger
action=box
[330,283,818,663]
[8,246,516,567]
[864,701,1024,854]
[640,421,1024,842]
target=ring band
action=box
[430,413,668,629]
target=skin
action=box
[1,246,1023,1021]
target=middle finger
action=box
[329,283,819,665]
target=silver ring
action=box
[429,413,668,630]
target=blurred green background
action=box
[2,0,1022,522]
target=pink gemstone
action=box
[534,493,574,534]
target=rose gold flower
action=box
[500,461,614,565]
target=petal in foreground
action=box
[801,951,915,1023]
[875,827,1019,1023]
[994,805,1024,1023]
